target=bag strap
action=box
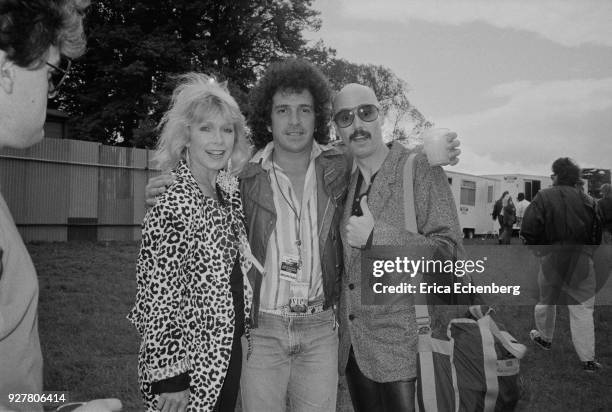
[487,316,527,359]
[403,152,419,232]
[402,152,431,331]
[406,153,483,332]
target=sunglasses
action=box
[46,57,72,98]
[333,104,380,128]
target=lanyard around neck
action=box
[271,150,304,265]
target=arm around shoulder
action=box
[144,173,176,208]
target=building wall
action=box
[0,139,159,242]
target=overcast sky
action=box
[304,0,612,176]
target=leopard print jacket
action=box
[128,160,253,411]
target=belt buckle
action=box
[289,296,308,313]
[289,303,308,313]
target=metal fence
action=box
[0,139,160,242]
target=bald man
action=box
[332,84,463,412]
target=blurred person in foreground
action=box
[127,73,254,412]
[521,157,602,372]
[0,0,120,410]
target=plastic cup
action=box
[422,128,451,166]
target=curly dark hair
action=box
[552,157,581,187]
[0,0,89,68]
[248,58,331,150]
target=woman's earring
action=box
[185,148,191,167]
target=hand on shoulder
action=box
[145,173,176,207]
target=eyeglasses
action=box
[333,104,380,128]
[46,57,72,98]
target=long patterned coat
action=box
[128,161,253,411]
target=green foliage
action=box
[302,44,432,141]
[57,0,427,147]
[60,0,321,147]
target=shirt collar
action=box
[251,141,323,171]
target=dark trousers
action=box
[345,348,415,412]
[214,257,245,411]
[213,327,243,412]
[500,225,513,244]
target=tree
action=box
[324,59,433,142]
[302,43,432,142]
[59,0,322,147]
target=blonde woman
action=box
[128,73,253,412]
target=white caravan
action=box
[481,173,552,203]
[445,171,500,238]
[444,172,552,238]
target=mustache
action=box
[349,129,371,141]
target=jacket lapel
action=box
[316,150,347,255]
[342,169,362,275]
[240,162,276,215]
[367,143,404,232]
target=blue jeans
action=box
[240,310,339,412]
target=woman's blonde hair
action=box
[153,73,249,172]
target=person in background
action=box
[515,192,530,229]
[0,0,120,410]
[499,194,516,244]
[594,183,612,291]
[492,191,509,243]
[521,157,602,372]
[597,183,612,245]
[127,73,253,412]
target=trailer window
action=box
[460,180,476,206]
[524,180,541,201]
[487,185,493,203]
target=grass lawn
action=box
[30,239,611,412]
